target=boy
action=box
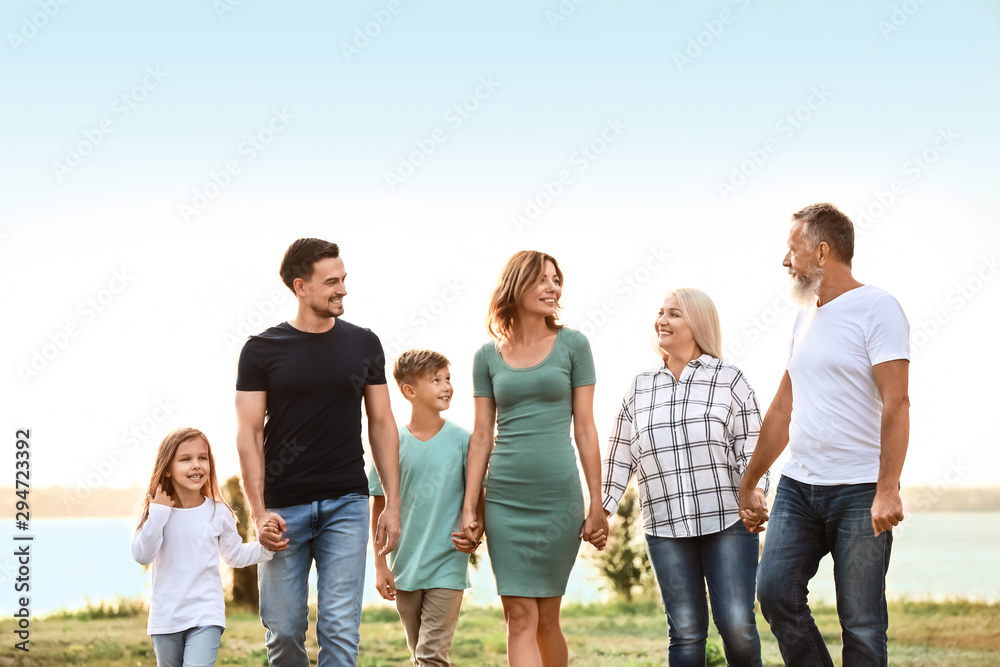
[369,349,485,667]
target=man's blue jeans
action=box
[646,520,763,667]
[259,494,369,667]
[757,476,892,666]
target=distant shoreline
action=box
[3,485,1000,518]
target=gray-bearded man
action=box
[739,203,910,666]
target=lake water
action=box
[2,512,997,616]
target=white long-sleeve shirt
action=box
[131,497,272,634]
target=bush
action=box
[47,596,147,620]
[706,640,726,665]
[222,475,260,609]
[596,484,653,602]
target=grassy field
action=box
[3,598,998,666]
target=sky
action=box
[3,0,999,523]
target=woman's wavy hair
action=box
[136,427,232,529]
[656,288,724,362]
[486,250,564,342]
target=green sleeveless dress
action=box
[472,327,596,597]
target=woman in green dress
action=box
[461,250,609,667]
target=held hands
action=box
[149,484,174,508]
[581,504,610,551]
[452,517,483,554]
[258,519,282,549]
[458,507,481,551]
[871,487,904,536]
[255,512,289,552]
[374,564,397,601]
[738,486,769,533]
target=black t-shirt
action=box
[236,319,387,508]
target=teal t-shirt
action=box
[368,420,472,591]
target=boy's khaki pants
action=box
[395,588,464,667]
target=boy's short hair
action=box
[393,349,450,391]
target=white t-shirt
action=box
[131,497,273,635]
[783,285,910,485]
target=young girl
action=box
[132,427,279,667]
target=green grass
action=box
[3,598,997,665]
[43,596,147,621]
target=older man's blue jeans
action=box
[258,494,369,667]
[646,520,763,666]
[757,476,892,666]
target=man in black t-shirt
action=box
[236,238,400,667]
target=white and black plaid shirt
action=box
[602,354,768,538]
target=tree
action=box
[596,483,652,602]
[222,475,260,609]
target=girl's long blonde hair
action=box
[486,250,564,343]
[657,288,724,361]
[137,427,232,529]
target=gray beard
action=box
[790,265,824,306]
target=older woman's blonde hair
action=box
[487,250,564,342]
[658,288,724,361]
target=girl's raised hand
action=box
[149,484,174,507]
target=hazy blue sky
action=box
[3,0,999,512]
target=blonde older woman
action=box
[602,288,768,667]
